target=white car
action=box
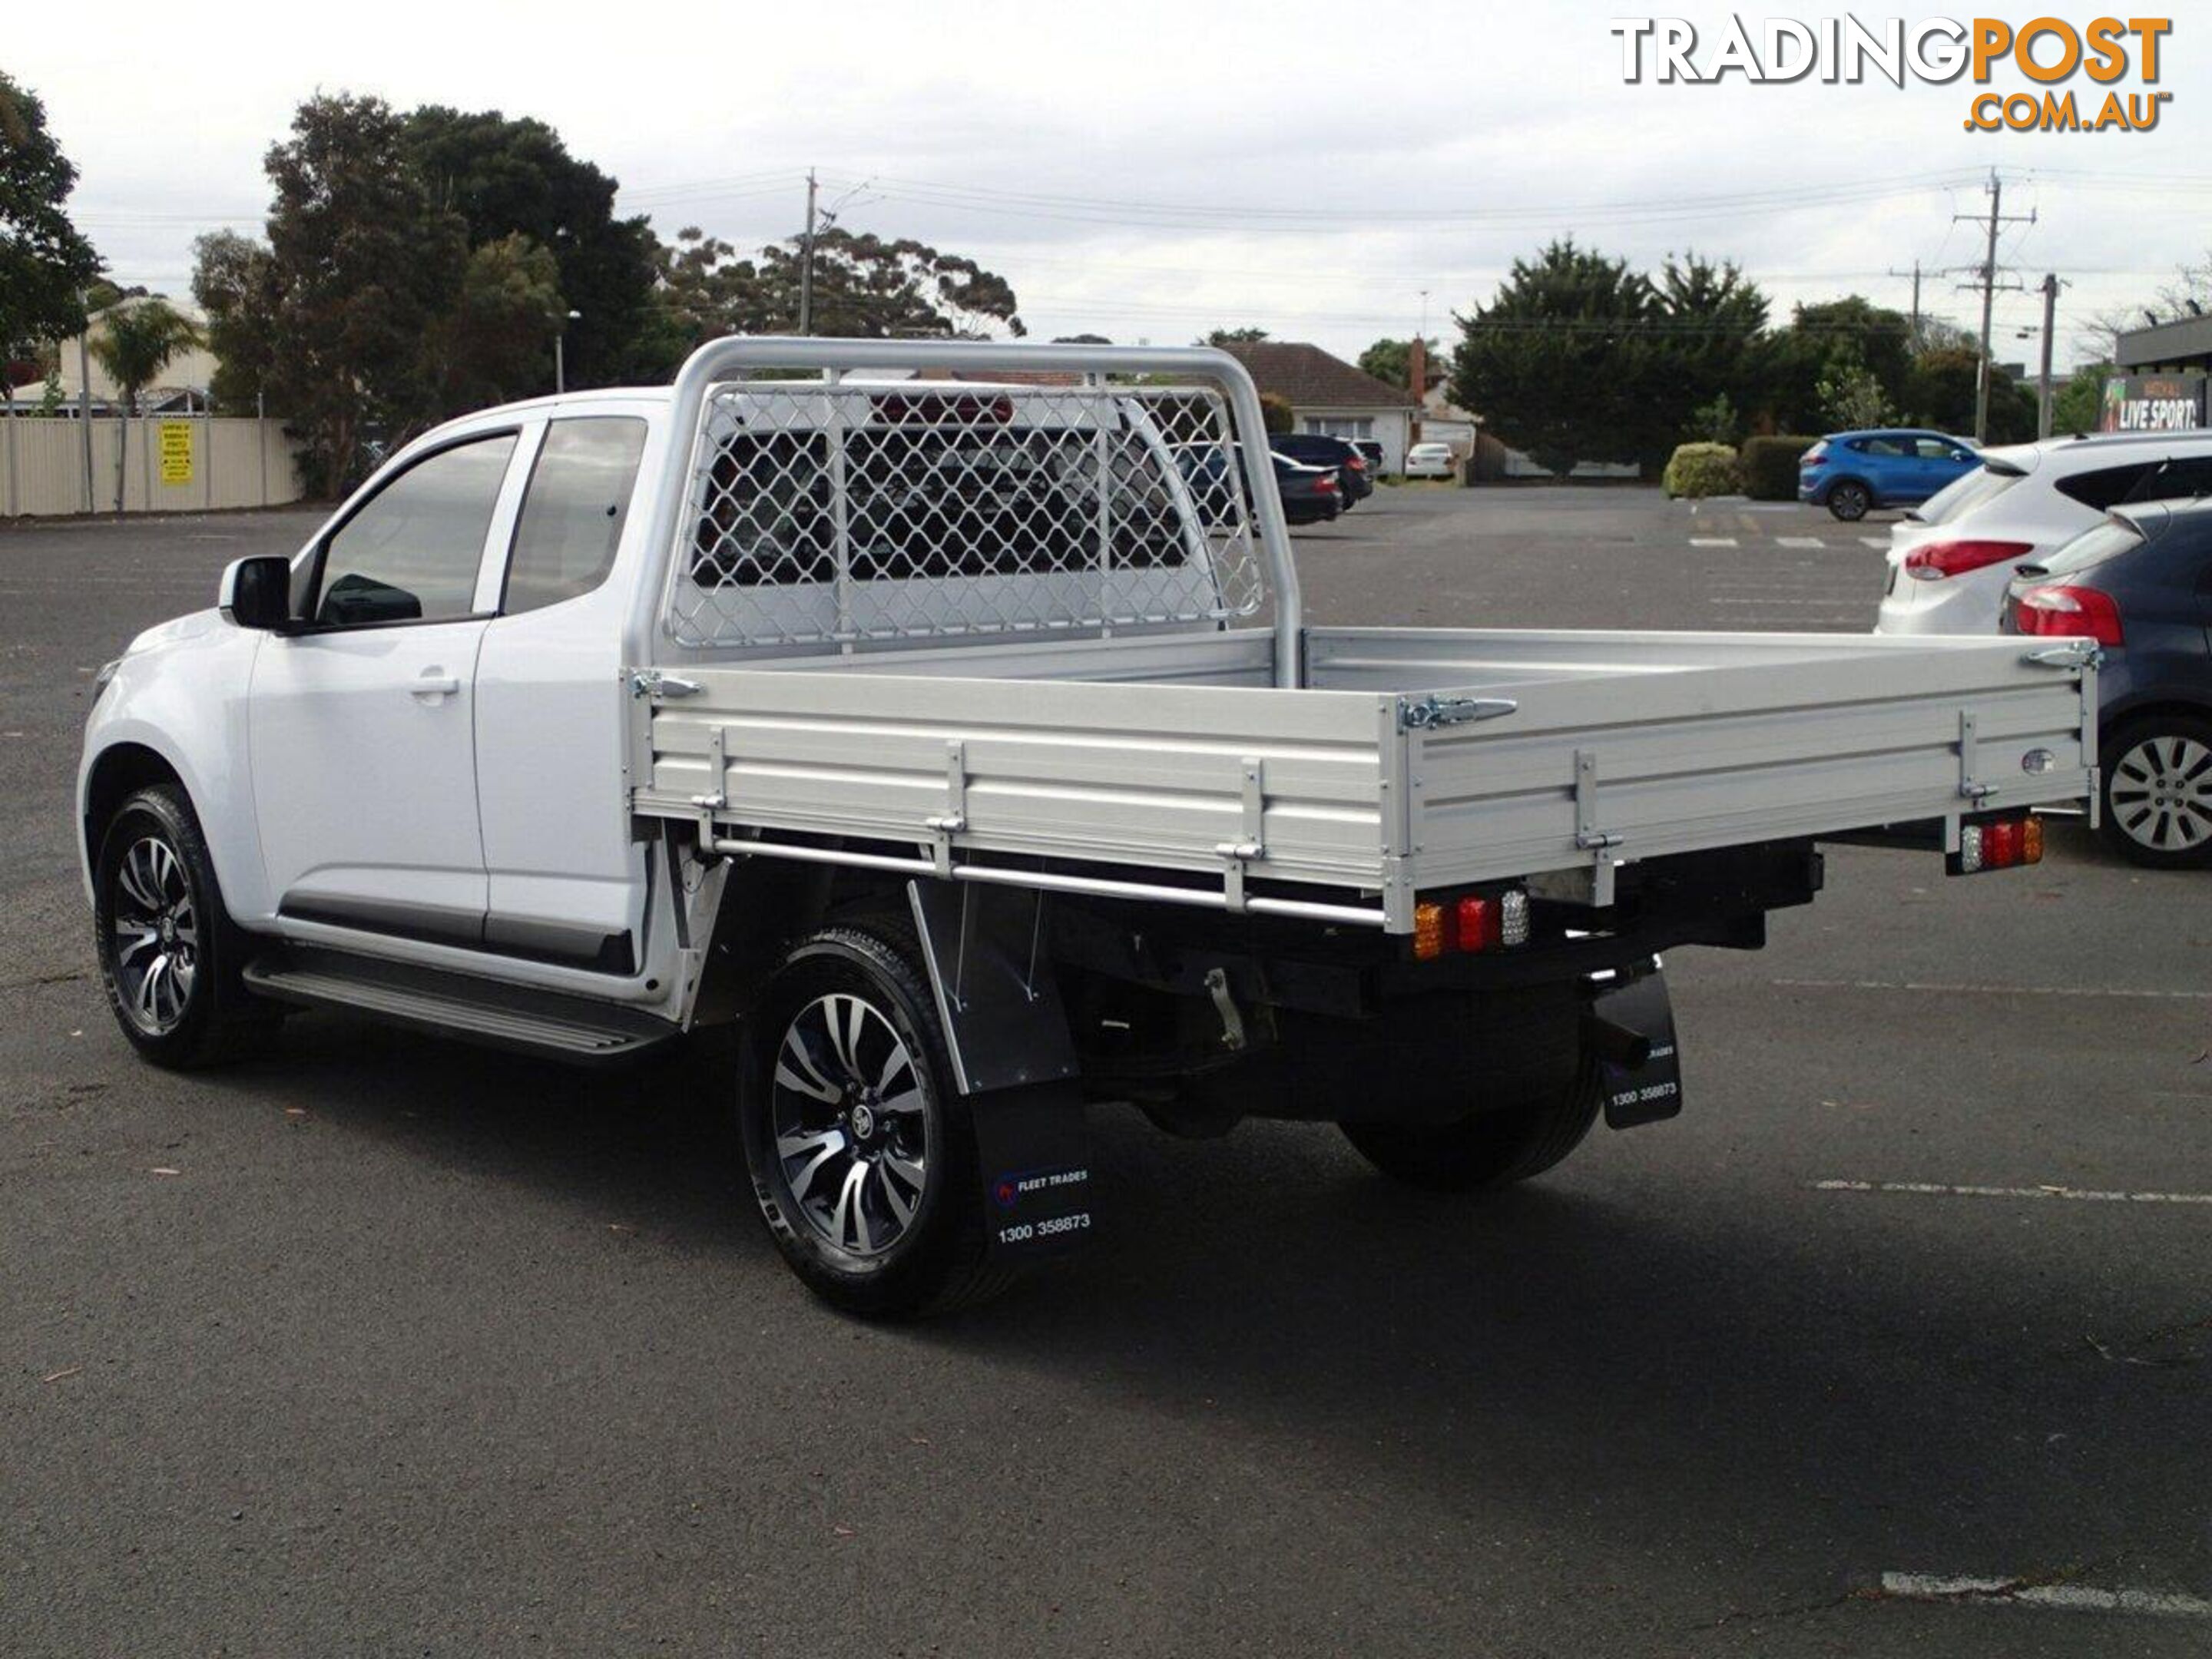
[1876,430,2212,635]
[1404,441,1456,478]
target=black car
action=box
[1270,432,1373,506]
[1270,451,1342,525]
[2002,498,2212,868]
[1353,439,1386,475]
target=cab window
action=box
[503,417,649,614]
[314,435,518,627]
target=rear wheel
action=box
[1826,479,1873,522]
[2100,714,2212,869]
[1340,1061,1603,1193]
[93,785,279,1068]
[738,921,1008,1318]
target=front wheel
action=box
[738,922,1007,1318]
[1340,1062,1602,1193]
[2100,715,2212,869]
[93,784,279,1068]
[1826,479,1873,522]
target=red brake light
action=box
[2012,584,2124,647]
[1800,445,1827,467]
[1902,539,2034,581]
[1314,475,1337,493]
[1346,455,1367,470]
[1454,896,1501,953]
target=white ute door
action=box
[250,432,522,945]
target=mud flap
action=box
[970,1081,1093,1263]
[1589,969,1684,1130]
[907,879,1091,1262]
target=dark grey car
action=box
[2003,498,2212,867]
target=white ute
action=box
[79,339,2098,1316]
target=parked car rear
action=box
[2002,498,2212,867]
[1877,431,2212,637]
[1270,450,1342,524]
[1404,441,1455,479]
[1270,432,1373,506]
[1800,429,1978,522]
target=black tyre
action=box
[1340,1059,1603,1193]
[93,784,280,1068]
[739,921,1006,1318]
[2100,714,2212,869]
[1826,479,1873,522]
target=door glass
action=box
[316,435,518,626]
[2058,462,2157,511]
[503,417,649,614]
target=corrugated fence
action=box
[0,416,308,517]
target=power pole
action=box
[2036,273,2061,439]
[1952,171,2035,442]
[797,169,819,336]
[78,312,94,513]
[1887,260,1923,349]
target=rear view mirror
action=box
[218,555,295,631]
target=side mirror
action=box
[218,555,296,631]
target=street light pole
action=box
[554,308,582,395]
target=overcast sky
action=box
[11,2,2207,370]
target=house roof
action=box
[1217,342,1419,410]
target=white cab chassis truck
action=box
[78,339,2098,1316]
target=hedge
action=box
[1661,442,1740,499]
[1739,435,1820,502]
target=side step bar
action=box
[243,949,682,1065]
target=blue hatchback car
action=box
[1798,429,1979,522]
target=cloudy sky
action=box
[11,2,2207,369]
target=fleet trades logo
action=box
[1610,15,2172,132]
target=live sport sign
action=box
[2101,374,2206,433]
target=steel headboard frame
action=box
[628,337,1303,688]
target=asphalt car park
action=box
[6,491,2209,1657]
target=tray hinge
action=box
[1574,748,1624,907]
[1398,694,1518,732]
[1958,710,1994,802]
[2024,641,2103,671]
[922,739,968,877]
[690,725,727,810]
[1213,756,1266,913]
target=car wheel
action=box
[739,920,1008,1317]
[1826,480,1873,522]
[2099,715,2212,869]
[93,784,280,1068]
[1340,1059,1602,1192]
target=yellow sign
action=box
[158,422,194,487]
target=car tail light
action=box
[1951,813,2046,875]
[1800,445,1827,468]
[1315,475,1338,493]
[1902,539,2033,580]
[1346,455,1367,470]
[1414,890,1528,960]
[2012,584,2124,647]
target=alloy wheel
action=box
[2110,734,2212,854]
[111,835,198,1034]
[769,992,931,1257]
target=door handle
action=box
[411,670,461,700]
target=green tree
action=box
[198,94,469,492]
[1654,253,1767,441]
[1902,346,2037,442]
[1052,333,1112,345]
[190,229,279,412]
[0,71,104,359]
[1817,362,1896,430]
[1449,239,1661,475]
[85,299,201,510]
[1259,391,1294,434]
[428,233,565,411]
[1757,296,1913,432]
[1202,326,1270,346]
[2050,363,2111,436]
[1356,336,1440,392]
[401,107,658,387]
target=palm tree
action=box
[87,300,201,511]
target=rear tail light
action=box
[1902,539,2034,581]
[1800,445,1827,468]
[1412,890,1528,960]
[2012,584,2124,647]
[1951,813,2045,875]
[1315,475,1338,493]
[1346,455,1367,470]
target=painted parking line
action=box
[1688,536,1738,548]
[1879,1573,2212,1618]
[1859,536,1889,549]
[1813,1180,2212,1206]
[1774,535,1828,548]
[1772,976,2212,1000]
[1712,597,1865,607]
